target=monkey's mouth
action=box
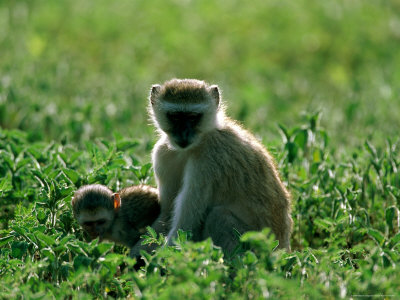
[176,139,190,148]
[169,127,197,149]
[172,132,197,149]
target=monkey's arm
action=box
[142,140,183,245]
[202,206,250,256]
[166,159,213,245]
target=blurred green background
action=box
[1,0,399,149]
[1,2,400,297]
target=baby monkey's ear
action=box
[112,193,121,210]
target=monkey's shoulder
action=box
[116,187,160,226]
[108,218,140,247]
[200,120,269,157]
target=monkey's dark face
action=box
[150,80,221,149]
[82,219,110,239]
[166,111,203,148]
[78,209,114,239]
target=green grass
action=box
[1,0,400,298]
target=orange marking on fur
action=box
[113,193,121,210]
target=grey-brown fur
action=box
[131,78,292,256]
[72,184,160,248]
[150,79,212,105]
[72,184,114,216]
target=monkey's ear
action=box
[112,193,121,210]
[209,85,220,106]
[150,84,161,105]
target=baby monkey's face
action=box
[77,208,114,240]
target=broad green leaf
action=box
[0,235,13,246]
[313,149,322,163]
[16,157,31,170]
[35,232,56,247]
[63,168,80,184]
[385,206,398,232]
[67,243,86,256]
[309,111,321,131]
[277,123,290,142]
[147,226,157,239]
[285,142,298,163]
[116,140,139,151]
[364,141,377,157]
[284,255,300,272]
[108,157,127,169]
[381,251,394,268]
[73,255,93,270]
[11,225,28,237]
[368,229,385,246]
[140,163,153,176]
[92,243,114,258]
[26,145,44,160]
[0,174,13,193]
[320,129,329,147]
[102,253,125,269]
[314,218,334,231]
[1,150,15,170]
[242,251,258,265]
[389,232,400,247]
[384,248,399,262]
[35,209,47,224]
[294,129,307,150]
[69,151,84,163]
[11,241,28,259]
[41,248,56,262]
[58,235,75,248]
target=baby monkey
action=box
[72,184,160,249]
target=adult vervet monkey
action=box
[132,78,292,255]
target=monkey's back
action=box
[118,185,160,229]
[102,185,160,248]
[195,118,292,239]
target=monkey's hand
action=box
[129,240,148,257]
[166,231,177,246]
[129,245,141,258]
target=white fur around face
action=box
[153,101,224,140]
[166,158,211,243]
[160,102,210,113]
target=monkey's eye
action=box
[186,113,202,122]
[166,113,181,122]
[166,112,202,125]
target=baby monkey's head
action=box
[72,184,120,239]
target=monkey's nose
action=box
[175,129,192,148]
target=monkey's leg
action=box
[274,213,292,251]
[202,206,250,256]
